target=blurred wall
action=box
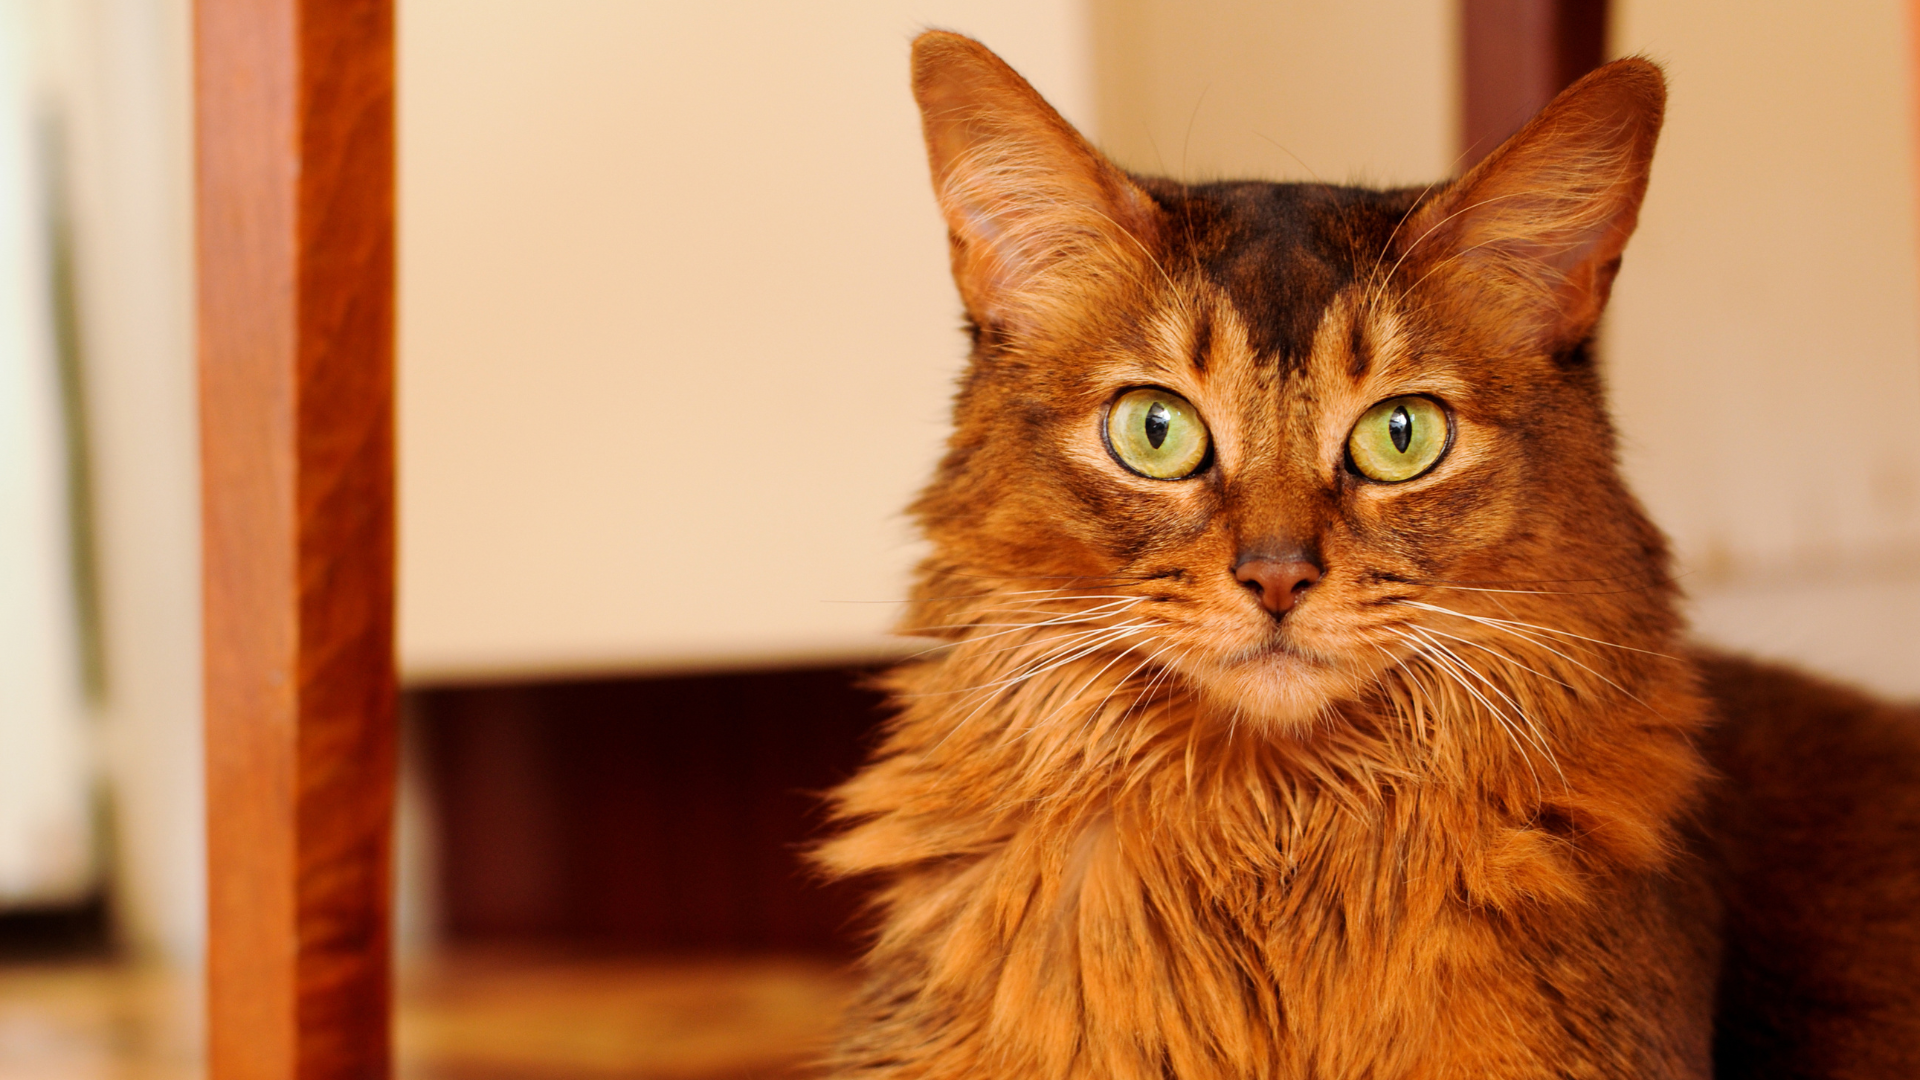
[0,0,92,909]
[37,0,200,962]
[1090,0,1456,184]
[397,0,1092,682]
[1609,0,1920,696]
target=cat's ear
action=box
[1399,58,1665,354]
[911,31,1163,339]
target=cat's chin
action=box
[1193,648,1360,733]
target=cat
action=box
[815,31,1920,1080]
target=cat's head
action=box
[906,32,1675,733]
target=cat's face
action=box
[908,34,1674,732]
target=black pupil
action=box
[1144,401,1171,449]
[1388,405,1413,454]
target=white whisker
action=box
[1406,626,1565,787]
[1400,601,1665,715]
[1396,630,1543,792]
[1402,600,1679,661]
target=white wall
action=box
[1609,0,1920,697]
[397,0,1092,682]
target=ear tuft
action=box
[1398,57,1666,353]
[911,32,1163,340]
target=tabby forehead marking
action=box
[1190,305,1214,373]
[1144,287,1397,484]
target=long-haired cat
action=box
[816,32,1920,1079]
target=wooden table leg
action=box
[197,1,395,1076]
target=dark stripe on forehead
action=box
[1143,179,1424,374]
[1190,305,1213,373]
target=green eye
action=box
[1348,396,1450,482]
[1106,387,1210,480]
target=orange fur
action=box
[816,33,1920,1079]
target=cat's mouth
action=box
[1192,632,1370,729]
[1223,632,1336,671]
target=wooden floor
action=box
[0,950,855,1079]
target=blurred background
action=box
[2,0,1917,1076]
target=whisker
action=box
[1114,641,1189,734]
[985,594,1151,605]
[1361,176,1448,316]
[962,620,1148,663]
[1414,625,1575,693]
[1418,582,1668,597]
[1406,627,1565,787]
[1402,600,1681,661]
[1401,601,1673,710]
[896,606,1145,661]
[1396,631,1543,793]
[921,621,1166,755]
[1400,572,1675,588]
[1020,635,1159,741]
[975,622,1162,692]
[1360,139,1489,320]
[1371,642,1437,748]
[904,621,1157,700]
[1363,190,1540,317]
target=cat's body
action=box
[1700,655,1920,1077]
[817,34,1920,1079]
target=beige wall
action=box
[1608,0,1920,695]
[1091,0,1456,184]
[397,0,1092,681]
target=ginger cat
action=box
[817,32,1920,1079]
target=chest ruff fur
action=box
[817,639,1715,1079]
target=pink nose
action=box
[1234,558,1322,616]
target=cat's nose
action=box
[1234,556,1322,616]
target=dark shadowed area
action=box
[414,667,887,955]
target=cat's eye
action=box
[1347,396,1450,482]
[1105,387,1211,480]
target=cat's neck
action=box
[817,630,1713,1078]
[821,624,1711,907]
